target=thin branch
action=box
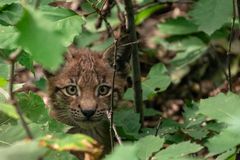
[112,123,122,144]
[109,39,118,150]
[9,49,22,100]
[124,0,144,128]
[155,117,162,136]
[8,48,33,139]
[115,0,126,27]
[227,0,237,92]
[86,0,116,37]
[86,0,120,151]
[106,110,122,145]
[118,40,140,48]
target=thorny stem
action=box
[124,0,144,128]
[9,49,33,139]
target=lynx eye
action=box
[65,85,78,96]
[97,84,111,96]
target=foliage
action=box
[16,7,66,71]
[124,63,171,100]
[190,0,233,35]
[199,93,240,157]
[105,136,203,160]
[0,0,238,160]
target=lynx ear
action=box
[103,35,132,76]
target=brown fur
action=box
[46,45,130,158]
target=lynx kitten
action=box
[46,37,131,157]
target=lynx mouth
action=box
[72,115,105,122]
[71,116,108,128]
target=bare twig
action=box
[8,48,33,139]
[226,0,236,92]
[112,123,122,144]
[155,117,162,136]
[124,0,144,128]
[86,0,116,37]
[118,40,140,48]
[106,110,122,145]
[115,0,126,27]
[109,39,118,150]
[86,0,120,151]
[95,0,109,29]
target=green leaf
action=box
[0,0,18,7]
[17,51,34,71]
[104,144,138,160]
[0,77,7,87]
[158,17,198,35]
[16,92,48,124]
[216,148,236,160]
[16,7,65,71]
[45,150,78,160]
[190,0,233,35]
[182,126,209,140]
[75,29,100,48]
[0,123,48,145]
[0,3,23,25]
[135,4,164,25]
[0,25,18,49]
[182,102,206,128]
[47,117,65,133]
[170,37,207,69]
[144,108,161,116]
[114,109,140,139]
[154,141,203,160]
[0,60,10,79]
[142,63,171,100]
[91,37,113,52]
[198,93,240,156]
[0,141,47,160]
[34,77,47,90]
[0,103,18,119]
[181,103,210,140]
[40,134,100,156]
[125,63,171,100]
[158,119,181,136]
[41,6,85,46]
[136,135,164,160]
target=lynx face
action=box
[47,47,129,127]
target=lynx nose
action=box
[81,109,96,118]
